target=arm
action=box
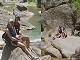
[19,31,23,35]
[17,25,23,35]
[6,29,17,41]
[16,24,22,35]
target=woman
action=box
[2,19,36,60]
[14,13,31,50]
[62,27,67,38]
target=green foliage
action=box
[73,1,80,8]
[28,0,32,2]
[37,0,41,8]
[70,0,80,16]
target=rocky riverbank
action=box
[0,2,41,60]
[41,0,80,60]
[41,29,80,60]
[0,3,35,31]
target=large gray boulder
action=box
[45,46,62,58]
[1,44,15,60]
[41,4,76,30]
[41,0,77,37]
[16,5,27,11]
[30,41,41,57]
[9,47,31,60]
[51,36,80,58]
[31,46,41,57]
[0,10,14,30]
[41,0,67,10]
[13,4,35,30]
[41,38,62,58]
[70,47,80,60]
[1,42,41,60]
[41,0,78,59]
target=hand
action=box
[12,37,17,41]
[18,39,22,42]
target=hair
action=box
[7,22,13,34]
[63,27,66,31]
[15,17,20,21]
[59,26,62,29]
[14,18,20,35]
[14,17,20,25]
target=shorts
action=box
[11,40,18,46]
[2,33,18,47]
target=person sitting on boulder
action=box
[53,26,63,40]
[14,13,31,51]
[2,19,38,60]
[62,27,67,39]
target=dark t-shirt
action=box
[58,29,62,34]
[2,28,17,47]
[14,22,20,35]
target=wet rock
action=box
[16,5,27,11]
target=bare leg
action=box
[21,36,33,52]
[21,36,30,49]
[62,32,65,39]
[57,34,61,38]
[53,33,59,39]
[17,42,33,59]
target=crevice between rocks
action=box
[41,49,57,58]
[50,41,67,58]
[44,2,67,11]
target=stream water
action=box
[21,6,41,42]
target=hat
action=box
[15,13,21,17]
[9,19,14,22]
